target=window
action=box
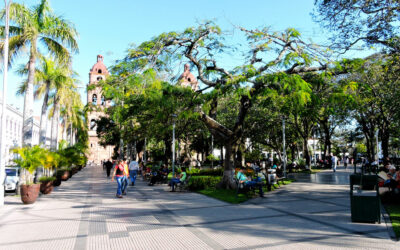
[90,119,97,131]
[97,76,103,81]
[92,94,97,105]
[101,96,105,106]
[98,69,102,74]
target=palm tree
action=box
[1,0,78,146]
[17,56,72,146]
[60,88,85,145]
[48,72,78,150]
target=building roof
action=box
[90,55,109,75]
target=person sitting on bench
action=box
[169,167,187,192]
[237,167,264,197]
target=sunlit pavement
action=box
[0,164,398,250]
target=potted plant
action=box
[39,150,59,194]
[39,176,56,194]
[12,145,43,204]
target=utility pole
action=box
[0,0,11,207]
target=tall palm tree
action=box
[17,56,72,146]
[1,0,78,146]
[60,88,85,145]
[48,72,78,150]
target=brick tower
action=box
[87,55,113,164]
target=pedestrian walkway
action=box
[0,164,398,249]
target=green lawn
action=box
[385,204,400,239]
[290,169,322,174]
[197,179,294,204]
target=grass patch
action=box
[290,169,322,174]
[198,189,249,204]
[197,179,294,204]
[385,204,400,239]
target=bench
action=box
[175,175,191,192]
[262,171,285,191]
[234,177,256,197]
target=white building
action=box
[0,92,40,165]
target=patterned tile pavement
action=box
[0,164,399,250]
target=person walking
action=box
[129,158,139,186]
[105,158,113,177]
[111,160,125,198]
[331,153,337,172]
[121,159,129,195]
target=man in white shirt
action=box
[331,153,337,172]
[129,159,140,186]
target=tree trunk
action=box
[39,81,50,145]
[50,96,60,150]
[217,141,236,189]
[22,42,37,146]
[220,146,224,162]
[303,137,310,167]
[380,127,390,159]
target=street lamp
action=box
[211,134,214,168]
[282,116,287,178]
[313,129,316,169]
[172,114,177,177]
[376,129,379,165]
[0,0,11,207]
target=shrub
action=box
[188,176,222,190]
[39,176,56,182]
[196,168,223,176]
[297,158,306,169]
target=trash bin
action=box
[350,174,381,223]
[267,169,277,184]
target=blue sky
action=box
[1,0,367,115]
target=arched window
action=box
[92,94,97,105]
[90,119,97,131]
[98,69,102,74]
[97,76,103,81]
[101,96,105,106]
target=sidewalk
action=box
[0,164,398,250]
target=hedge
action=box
[187,176,222,190]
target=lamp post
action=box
[0,0,11,207]
[211,134,214,168]
[313,129,316,169]
[172,114,177,177]
[282,116,287,178]
[376,129,379,164]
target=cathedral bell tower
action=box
[87,55,113,164]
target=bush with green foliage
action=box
[39,176,56,182]
[188,176,222,190]
[297,158,306,169]
[188,168,223,176]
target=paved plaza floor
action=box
[0,164,399,250]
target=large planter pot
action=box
[20,184,40,204]
[61,171,70,181]
[71,167,78,175]
[40,181,54,194]
[53,177,62,187]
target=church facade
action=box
[87,55,114,163]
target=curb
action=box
[381,204,398,241]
